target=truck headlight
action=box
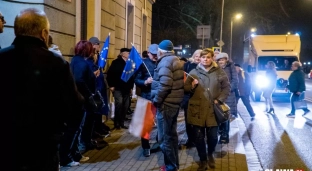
[256,75,269,88]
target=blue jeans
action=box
[290,92,309,114]
[157,104,179,171]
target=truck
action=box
[244,34,300,101]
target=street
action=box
[238,78,312,170]
[305,78,312,101]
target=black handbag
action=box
[88,90,105,112]
[213,102,231,123]
[207,89,230,123]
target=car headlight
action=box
[255,75,269,88]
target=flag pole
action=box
[184,71,196,80]
[130,42,152,78]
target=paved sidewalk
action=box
[61,109,249,171]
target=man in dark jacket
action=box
[135,44,158,157]
[107,48,134,129]
[216,52,238,144]
[286,61,310,118]
[151,40,184,171]
[234,64,255,118]
[0,8,83,171]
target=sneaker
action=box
[286,113,295,118]
[143,149,151,157]
[303,109,310,116]
[79,156,89,162]
[66,161,80,167]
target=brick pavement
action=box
[61,109,249,171]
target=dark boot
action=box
[219,120,229,144]
[267,108,275,114]
[208,154,215,169]
[197,161,207,171]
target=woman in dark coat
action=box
[70,41,97,153]
[185,48,230,170]
[215,52,238,144]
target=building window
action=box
[127,3,134,47]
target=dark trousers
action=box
[157,105,179,171]
[141,138,150,149]
[193,125,219,161]
[80,110,95,150]
[236,96,255,117]
[93,114,103,133]
[183,106,194,143]
[290,92,309,114]
[113,90,130,127]
[59,127,82,165]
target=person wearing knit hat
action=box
[151,39,184,171]
[215,52,228,61]
[216,52,239,144]
[234,64,256,119]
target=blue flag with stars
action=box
[121,46,143,82]
[98,34,110,68]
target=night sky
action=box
[152,0,312,63]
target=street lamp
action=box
[230,13,242,61]
[251,28,257,33]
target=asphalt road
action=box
[305,78,312,102]
[238,89,312,170]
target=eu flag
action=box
[121,46,143,82]
[98,33,110,68]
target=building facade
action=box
[0,0,154,67]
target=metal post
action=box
[202,28,205,49]
[220,0,224,52]
[230,19,233,61]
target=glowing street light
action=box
[287,32,291,35]
[304,62,306,65]
[230,13,243,60]
[235,13,242,19]
[251,28,257,33]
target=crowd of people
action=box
[1,8,310,171]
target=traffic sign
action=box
[197,25,211,39]
[212,47,221,52]
[217,40,224,47]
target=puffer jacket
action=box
[184,62,231,127]
[151,52,184,108]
